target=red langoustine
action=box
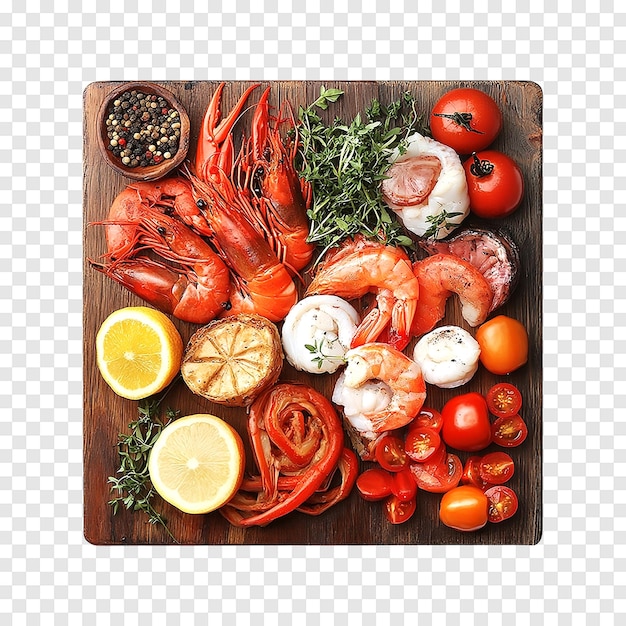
[92,83,313,325]
[240,87,315,273]
[220,383,357,527]
[90,181,231,325]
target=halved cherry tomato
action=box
[404,427,441,462]
[383,494,416,524]
[484,485,519,523]
[441,392,492,452]
[476,315,529,376]
[410,453,462,493]
[479,451,515,485]
[491,414,528,448]
[486,382,523,418]
[391,468,418,502]
[463,150,524,219]
[375,434,410,472]
[461,455,489,489]
[430,88,502,154]
[408,407,444,433]
[356,468,393,501]
[439,485,489,532]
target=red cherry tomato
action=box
[491,414,528,448]
[404,427,441,463]
[486,382,523,418]
[430,88,502,154]
[478,451,515,485]
[461,455,489,489]
[408,407,444,433]
[356,468,393,501]
[476,315,529,376]
[439,485,489,532]
[391,468,418,502]
[409,453,463,493]
[441,392,492,452]
[484,485,519,523]
[375,434,410,472]
[463,150,524,219]
[383,494,416,524]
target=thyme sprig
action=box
[304,338,347,370]
[423,209,464,239]
[298,86,425,259]
[108,395,179,542]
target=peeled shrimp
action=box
[411,253,493,337]
[381,133,470,239]
[306,236,419,351]
[332,343,426,444]
[413,325,481,388]
[281,295,360,374]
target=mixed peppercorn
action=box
[105,90,181,168]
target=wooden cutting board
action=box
[83,80,542,545]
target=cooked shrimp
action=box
[411,253,493,337]
[413,325,481,388]
[281,295,360,374]
[381,133,470,239]
[305,236,419,351]
[331,343,426,442]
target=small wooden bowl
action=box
[96,82,190,181]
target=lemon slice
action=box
[96,306,183,400]
[148,414,245,514]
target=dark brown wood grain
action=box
[83,81,543,545]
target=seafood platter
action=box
[83,81,542,545]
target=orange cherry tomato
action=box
[439,485,489,532]
[476,315,529,375]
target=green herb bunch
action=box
[298,86,425,258]
[108,397,179,541]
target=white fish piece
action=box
[381,133,470,239]
[413,325,481,388]
[281,295,360,374]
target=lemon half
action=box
[96,306,183,400]
[148,414,245,514]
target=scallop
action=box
[381,133,470,239]
[281,295,360,374]
[413,325,481,388]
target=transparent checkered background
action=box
[2,1,623,623]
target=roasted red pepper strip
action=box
[221,382,345,527]
[297,448,359,516]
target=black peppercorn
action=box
[104,89,181,168]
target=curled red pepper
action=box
[220,382,349,527]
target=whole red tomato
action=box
[439,485,489,532]
[441,392,492,452]
[463,150,524,218]
[430,88,502,154]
